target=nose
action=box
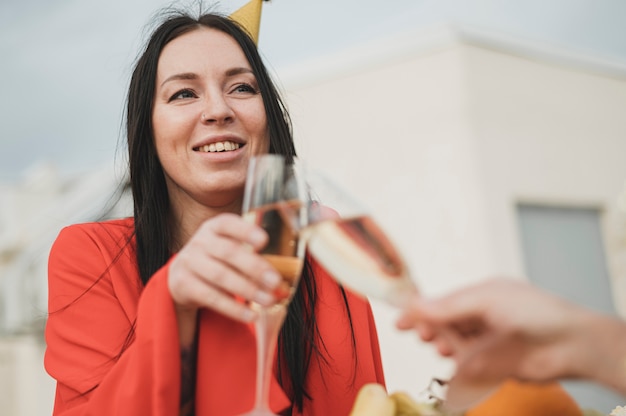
[201,93,235,124]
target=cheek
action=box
[152,108,189,154]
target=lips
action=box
[194,140,242,153]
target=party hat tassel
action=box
[230,0,266,44]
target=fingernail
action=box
[249,229,266,246]
[263,270,281,287]
[255,291,274,306]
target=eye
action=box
[168,88,197,101]
[231,83,258,94]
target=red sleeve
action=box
[295,259,386,416]
[45,224,386,415]
[44,224,181,416]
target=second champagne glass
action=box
[300,169,497,411]
[301,169,418,308]
[240,154,307,416]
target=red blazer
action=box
[45,218,385,415]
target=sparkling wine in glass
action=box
[240,154,307,416]
[301,170,418,308]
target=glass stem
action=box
[253,304,287,411]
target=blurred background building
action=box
[283,22,626,412]
[0,163,131,415]
[2,0,626,414]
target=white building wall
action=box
[285,43,497,395]
[0,164,130,416]
[0,336,55,416]
[283,32,626,398]
[463,45,626,310]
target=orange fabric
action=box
[465,380,582,416]
[45,218,385,416]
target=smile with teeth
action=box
[195,141,241,153]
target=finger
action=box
[428,278,539,324]
[198,219,282,291]
[435,339,455,357]
[201,233,282,291]
[175,246,276,306]
[197,283,258,323]
[203,213,268,250]
[171,270,258,323]
[415,285,496,325]
[396,292,439,328]
[451,318,487,339]
[416,322,437,341]
[428,324,487,360]
[395,296,424,328]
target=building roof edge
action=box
[274,23,626,91]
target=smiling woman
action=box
[43,8,385,416]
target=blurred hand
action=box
[168,213,281,323]
[395,278,590,385]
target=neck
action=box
[169,192,244,251]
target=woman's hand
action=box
[168,213,281,324]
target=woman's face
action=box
[152,27,269,211]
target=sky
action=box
[1,0,626,182]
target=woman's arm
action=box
[45,224,181,415]
[572,307,626,395]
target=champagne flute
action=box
[300,169,418,307]
[240,154,307,416]
[300,169,497,411]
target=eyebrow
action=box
[160,67,255,87]
[160,72,197,87]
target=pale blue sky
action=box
[1,0,625,181]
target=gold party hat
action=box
[230,0,266,44]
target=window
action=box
[517,204,625,412]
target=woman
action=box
[45,10,384,416]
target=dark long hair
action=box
[126,10,346,410]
